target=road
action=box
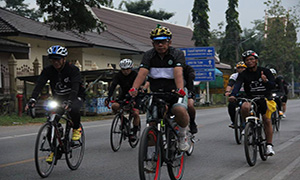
[1,99,300,180]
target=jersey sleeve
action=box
[31,68,49,100]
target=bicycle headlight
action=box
[272,93,276,97]
[48,101,58,109]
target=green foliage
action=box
[209,22,225,52]
[192,0,210,46]
[119,0,174,20]
[37,0,109,33]
[219,0,242,67]
[260,0,299,82]
[1,0,42,21]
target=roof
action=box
[0,37,30,59]
[92,6,195,51]
[0,6,195,54]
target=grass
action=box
[0,113,115,126]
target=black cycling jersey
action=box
[31,62,85,101]
[183,65,195,92]
[272,77,285,96]
[230,66,275,98]
[108,70,138,99]
[140,46,185,92]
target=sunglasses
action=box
[153,40,170,45]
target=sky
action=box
[3,0,300,40]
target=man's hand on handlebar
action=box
[129,87,138,97]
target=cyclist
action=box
[183,64,198,134]
[229,50,276,156]
[104,59,141,141]
[278,75,289,118]
[25,45,86,162]
[129,24,190,152]
[225,61,247,128]
[270,68,284,117]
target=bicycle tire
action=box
[66,123,85,170]
[110,114,123,152]
[234,109,243,144]
[138,126,162,180]
[258,125,268,161]
[244,122,257,166]
[35,123,56,178]
[275,110,281,131]
[129,118,141,148]
[167,130,185,180]
[271,111,277,132]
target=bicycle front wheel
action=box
[138,126,162,180]
[66,123,85,170]
[244,122,257,166]
[167,131,185,180]
[234,109,243,144]
[259,125,268,161]
[110,114,123,152]
[35,123,56,178]
[275,110,281,131]
[271,111,277,132]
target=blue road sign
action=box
[180,47,215,58]
[194,70,215,81]
[186,59,215,69]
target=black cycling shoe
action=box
[189,122,198,134]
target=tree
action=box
[260,0,299,74]
[219,0,242,66]
[0,0,42,21]
[192,0,210,46]
[37,0,110,33]
[118,0,174,21]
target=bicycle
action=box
[243,97,268,166]
[109,96,141,152]
[271,93,282,132]
[30,100,85,178]
[0,97,11,115]
[233,98,245,145]
[138,92,187,180]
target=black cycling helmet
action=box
[241,50,258,61]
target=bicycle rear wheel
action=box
[110,114,123,152]
[138,126,162,180]
[35,123,56,178]
[167,131,185,180]
[244,122,257,166]
[129,117,141,148]
[234,109,243,144]
[66,123,85,170]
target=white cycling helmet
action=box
[270,68,277,76]
[47,45,68,59]
[119,59,133,69]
